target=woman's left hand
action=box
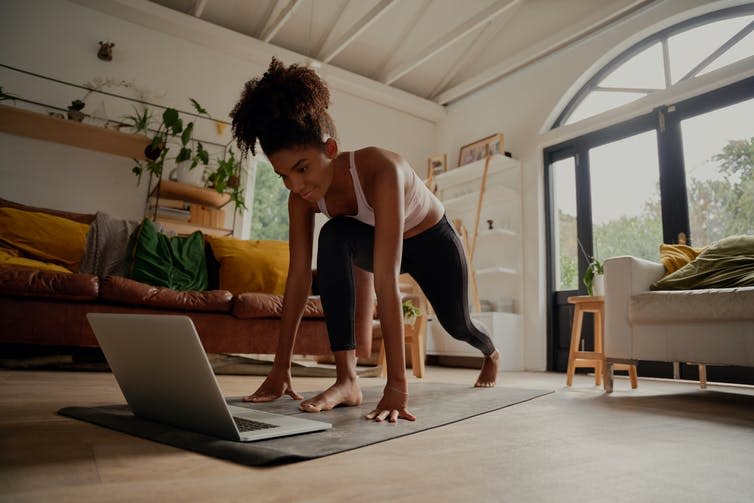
[365,385,416,422]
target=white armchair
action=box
[603,255,754,392]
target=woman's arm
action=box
[244,192,314,402]
[274,192,315,367]
[361,148,416,421]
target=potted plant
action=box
[131,99,209,186]
[578,239,604,296]
[121,106,152,135]
[583,257,604,296]
[207,147,246,211]
[67,99,86,121]
[402,299,422,326]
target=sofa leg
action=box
[604,360,614,393]
[698,363,707,389]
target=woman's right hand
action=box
[242,367,303,403]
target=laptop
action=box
[86,313,331,442]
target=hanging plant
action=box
[208,147,246,211]
[131,99,207,183]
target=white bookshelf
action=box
[426,154,524,370]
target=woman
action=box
[230,58,499,423]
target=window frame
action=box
[553,4,754,128]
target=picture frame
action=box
[427,153,447,179]
[458,133,504,167]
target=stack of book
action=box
[148,198,191,222]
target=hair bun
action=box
[231,57,336,157]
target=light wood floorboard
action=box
[1,367,753,502]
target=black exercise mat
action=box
[58,382,552,467]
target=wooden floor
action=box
[2,366,754,502]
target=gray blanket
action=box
[79,212,140,278]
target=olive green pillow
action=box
[126,219,208,291]
[651,235,754,290]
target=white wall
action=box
[437,0,752,370]
[0,0,438,224]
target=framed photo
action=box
[458,133,505,166]
[427,153,447,179]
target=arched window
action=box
[543,5,754,383]
[554,7,754,127]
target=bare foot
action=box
[475,350,500,387]
[299,379,363,412]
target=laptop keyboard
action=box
[234,416,279,432]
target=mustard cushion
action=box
[659,243,706,274]
[206,236,289,295]
[0,246,73,273]
[0,207,89,271]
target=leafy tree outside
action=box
[250,159,289,240]
[557,137,754,288]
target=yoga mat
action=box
[58,383,552,467]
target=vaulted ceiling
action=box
[149,0,657,105]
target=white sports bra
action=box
[316,151,433,231]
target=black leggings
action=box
[316,215,495,356]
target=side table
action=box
[566,295,637,389]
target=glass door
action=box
[588,130,663,262]
[545,76,754,381]
[679,97,754,246]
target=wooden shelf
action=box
[154,216,232,237]
[152,179,231,208]
[0,104,149,159]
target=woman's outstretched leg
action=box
[403,216,499,386]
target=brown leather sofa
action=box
[0,198,331,355]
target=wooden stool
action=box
[378,274,427,378]
[566,295,637,388]
[378,316,426,378]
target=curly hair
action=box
[230,57,337,157]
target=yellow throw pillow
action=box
[659,243,706,274]
[207,236,289,295]
[0,246,73,273]
[0,208,89,271]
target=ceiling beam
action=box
[192,0,208,18]
[374,0,432,79]
[381,0,520,85]
[435,0,658,105]
[312,0,350,57]
[317,0,397,63]
[259,0,303,43]
[428,0,522,100]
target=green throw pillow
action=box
[651,234,754,290]
[127,219,208,291]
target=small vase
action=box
[592,274,605,296]
[171,161,205,187]
[67,108,85,122]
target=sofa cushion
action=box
[233,292,324,319]
[0,265,98,301]
[79,212,141,278]
[659,243,705,274]
[630,286,754,323]
[0,197,95,224]
[652,235,754,290]
[0,246,73,273]
[126,219,208,291]
[0,207,89,271]
[101,276,232,312]
[206,236,288,295]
